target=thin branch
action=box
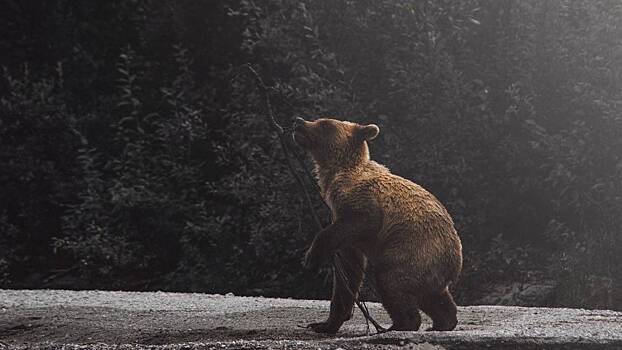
[289,142,327,200]
[244,63,385,334]
[245,64,323,230]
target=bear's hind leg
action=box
[419,287,458,331]
[384,293,422,331]
[376,274,422,331]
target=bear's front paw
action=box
[307,321,339,334]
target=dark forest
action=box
[1,0,622,310]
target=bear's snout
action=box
[293,117,307,127]
[293,118,311,148]
[293,116,309,131]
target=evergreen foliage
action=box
[1,0,621,308]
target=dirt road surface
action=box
[1,289,622,349]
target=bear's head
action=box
[293,117,379,169]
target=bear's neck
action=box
[310,141,373,197]
[313,151,371,198]
[314,164,334,197]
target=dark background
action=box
[1,0,621,310]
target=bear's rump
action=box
[372,223,460,291]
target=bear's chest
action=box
[323,178,359,216]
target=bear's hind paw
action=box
[306,321,340,334]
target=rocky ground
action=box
[1,289,622,349]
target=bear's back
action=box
[326,160,462,286]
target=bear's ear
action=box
[358,124,380,141]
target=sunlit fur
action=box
[295,117,463,333]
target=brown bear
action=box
[293,117,462,334]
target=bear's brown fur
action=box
[294,117,462,334]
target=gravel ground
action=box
[1,289,622,349]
